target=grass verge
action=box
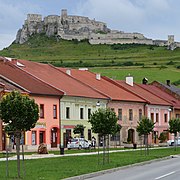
[0,147,180,179]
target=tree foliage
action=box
[0,90,39,178]
[0,90,39,132]
[169,118,180,136]
[136,117,155,136]
[73,124,85,135]
[88,108,119,135]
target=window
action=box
[176,114,180,118]
[164,114,168,123]
[80,108,84,119]
[32,131,36,145]
[66,107,70,119]
[88,108,91,119]
[129,109,133,121]
[139,109,142,120]
[118,109,122,120]
[151,113,154,121]
[40,104,44,118]
[156,113,159,123]
[53,105,57,119]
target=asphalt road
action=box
[88,156,180,180]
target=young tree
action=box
[169,118,180,150]
[73,124,85,138]
[0,90,39,178]
[88,108,119,164]
[136,117,155,155]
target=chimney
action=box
[66,69,71,76]
[142,77,148,85]
[126,75,133,86]
[166,80,171,86]
[96,74,101,80]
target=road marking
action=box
[155,171,175,179]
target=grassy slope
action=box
[0,34,179,84]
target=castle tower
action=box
[168,35,175,50]
[61,9,67,18]
[168,35,174,45]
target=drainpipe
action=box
[59,96,63,154]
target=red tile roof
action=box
[0,60,64,96]
[58,68,145,102]
[115,80,171,106]
[15,59,108,99]
[139,84,180,108]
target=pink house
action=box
[114,78,172,145]
[0,57,64,150]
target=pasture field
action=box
[0,35,179,84]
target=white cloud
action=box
[74,0,180,41]
[0,0,180,50]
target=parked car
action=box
[67,138,91,150]
[167,137,180,146]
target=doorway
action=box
[39,131,45,144]
[51,128,57,148]
[128,129,135,143]
[63,129,71,148]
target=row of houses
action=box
[0,56,180,151]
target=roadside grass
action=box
[0,147,180,180]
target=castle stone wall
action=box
[15,9,177,49]
[89,38,153,45]
[44,15,59,24]
[27,14,42,22]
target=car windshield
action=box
[71,139,78,142]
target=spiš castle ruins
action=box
[15,9,180,50]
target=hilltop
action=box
[15,9,178,50]
[0,34,180,86]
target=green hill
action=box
[0,34,180,85]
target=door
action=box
[39,131,45,144]
[128,129,134,144]
[63,129,71,148]
[51,128,57,148]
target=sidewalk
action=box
[0,147,168,161]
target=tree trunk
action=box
[174,134,177,151]
[15,132,21,178]
[103,135,105,165]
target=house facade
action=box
[6,58,108,148]
[0,57,64,150]
[0,56,179,150]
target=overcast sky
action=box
[0,0,180,50]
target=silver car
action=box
[167,137,180,146]
[67,138,91,150]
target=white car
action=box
[167,137,180,146]
[67,138,91,150]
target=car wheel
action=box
[171,142,174,146]
[78,145,82,150]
